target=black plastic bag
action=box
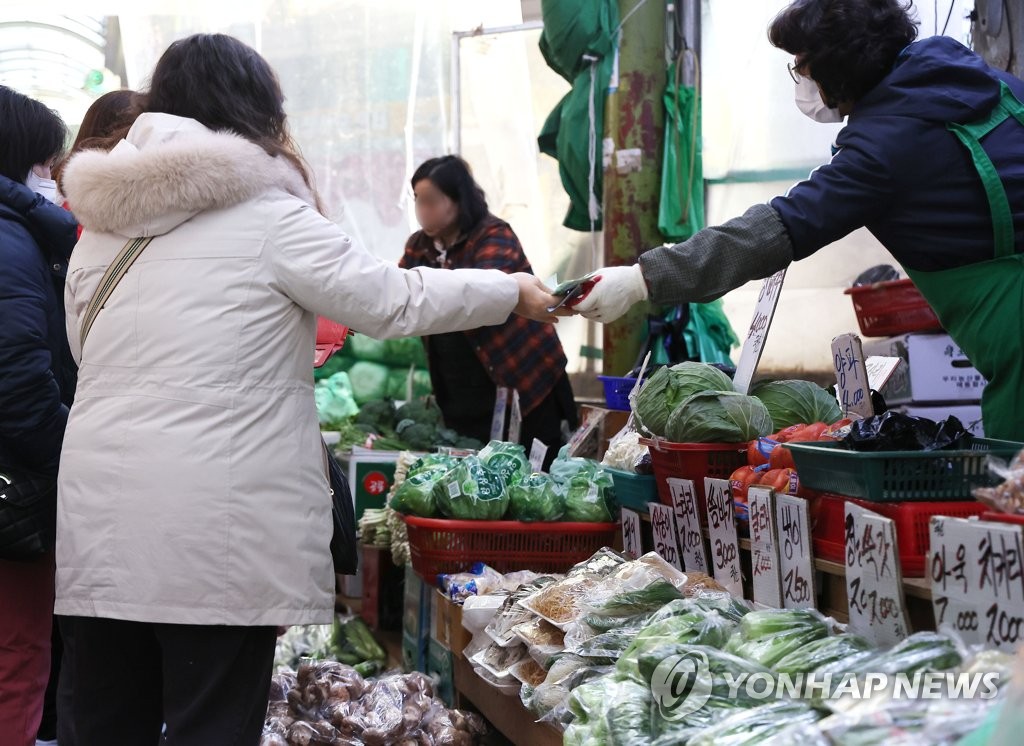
[842,411,969,452]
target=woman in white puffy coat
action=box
[57,34,561,744]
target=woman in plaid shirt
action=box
[401,156,577,468]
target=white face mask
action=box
[794,75,844,123]
[25,170,58,203]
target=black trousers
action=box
[59,616,276,746]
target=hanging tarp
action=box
[537,0,619,232]
[659,56,705,242]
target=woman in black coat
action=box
[0,84,79,746]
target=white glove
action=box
[572,265,649,323]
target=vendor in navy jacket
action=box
[573,0,1024,441]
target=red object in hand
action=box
[566,277,600,308]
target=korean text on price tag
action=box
[930,516,1024,651]
[747,487,782,607]
[705,478,743,597]
[621,508,643,560]
[775,494,816,609]
[845,502,909,646]
[733,270,786,395]
[832,333,874,418]
[668,477,708,573]
[648,502,682,570]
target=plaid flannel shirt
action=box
[400,215,568,415]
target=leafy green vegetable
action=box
[738,609,825,639]
[479,440,531,487]
[395,398,444,428]
[752,379,842,429]
[354,398,396,434]
[390,469,445,516]
[347,334,389,362]
[383,336,428,367]
[508,473,564,522]
[665,390,774,443]
[314,373,359,424]
[587,579,683,618]
[772,633,871,675]
[408,454,457,478]
[395,420,436,450]
[563,475,613,522]
[348,361,391,404]
[685,701,822,746]
[433,457,509,520]
[727,624,829,669]
[633,362,735,437]
[385,367,432,400]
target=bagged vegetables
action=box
[478,440,531,487]
[563,474,613,522]
[390,469,446,517]
[507,473,565,522]
[433,457,509,520]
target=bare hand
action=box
[512,273,568,324]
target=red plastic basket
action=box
[639,438,748,525]
[844,278,942,337]
[403,516,617,583]
[809,493,987,576]
[980,512,1024,525]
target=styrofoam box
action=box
[862,333,986,405]
[896,404,984,437]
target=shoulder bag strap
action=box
[79,236,154,348]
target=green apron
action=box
[904,82,1024,440]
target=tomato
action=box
[729,465,762,502]
[757,468,800,496]
[773,425,805,443]
[823,418,854,438]
[769,444,796,470]
[747,438,775,467]
[793,422,828,441]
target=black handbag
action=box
[0,466,58,560]
[324,437,358,575]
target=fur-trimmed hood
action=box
[62,112,314,237]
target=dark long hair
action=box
[0,85,67,183]
[769,0,918,106]
[54,89,139,187]
[411,155,489,236]
[145,34,319,208]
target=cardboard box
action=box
[432,591,472,655]
[402,564,430,671]
[427,640,455,706]
[897,404,985,437]
[338,447,400,521]
[862,333,986,405]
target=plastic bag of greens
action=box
[616,608,738,682]
[563,475,613,522]
[723,608,830,669]
[772,633,871,676]
[390,468,446,517]
[685,701,823,746]
[508,473,564,522]
[478,440,531,487]
[314,372,359,424]
[549,444,602,485]
[568,678,654,746]
[433,457,509,520]
[406,454,457,479]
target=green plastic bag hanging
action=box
[685,301,739,366]
[659,54,705,242]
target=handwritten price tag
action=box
[747,487,782,607]
[775,494,816,609]
[668,478,708,573]
[733,270,786,395]
[832,333,873,418]
[649,502,683,570]
[845,502,909,646]
[705,478,743,597]
[528,438,548,473]
[621,508,643,560]
[930,516,1024,651]
[490,387,509,442]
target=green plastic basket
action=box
[787,438,1023,502]
[606,468,658,512]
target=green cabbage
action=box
[314,373,359,425]
[479,440,531,487]
[433,457,509,520]
[347,335,389,362]
[563,475,613,522]
[665,390,773,443]
[508,473,564,521]
[348,361,391,404]
[383,336,428,367]
[386,367,432,400]
[633,363,734,437]
[390,469,446,516]
[752,379,842,429]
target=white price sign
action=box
[705,478,743,597]
[747,487,782,607]
[508,390,522,445]
[621,508,643,560]
[930,516,1024,651]
[733,269,786,395]
[832,333,874,418]
[529,438,548,473]
[775,494,816,609]
[845,502,910,646]
[490,387,509,442]
[668,477,708,573]
[649,502,683,571]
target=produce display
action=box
[324,397,484,452]
[389,442,614,523]
[750,380,843,430]
[274,617,387,678]
[633,363,735,437]
[975,449,1024,513]
[261,660,485,746]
